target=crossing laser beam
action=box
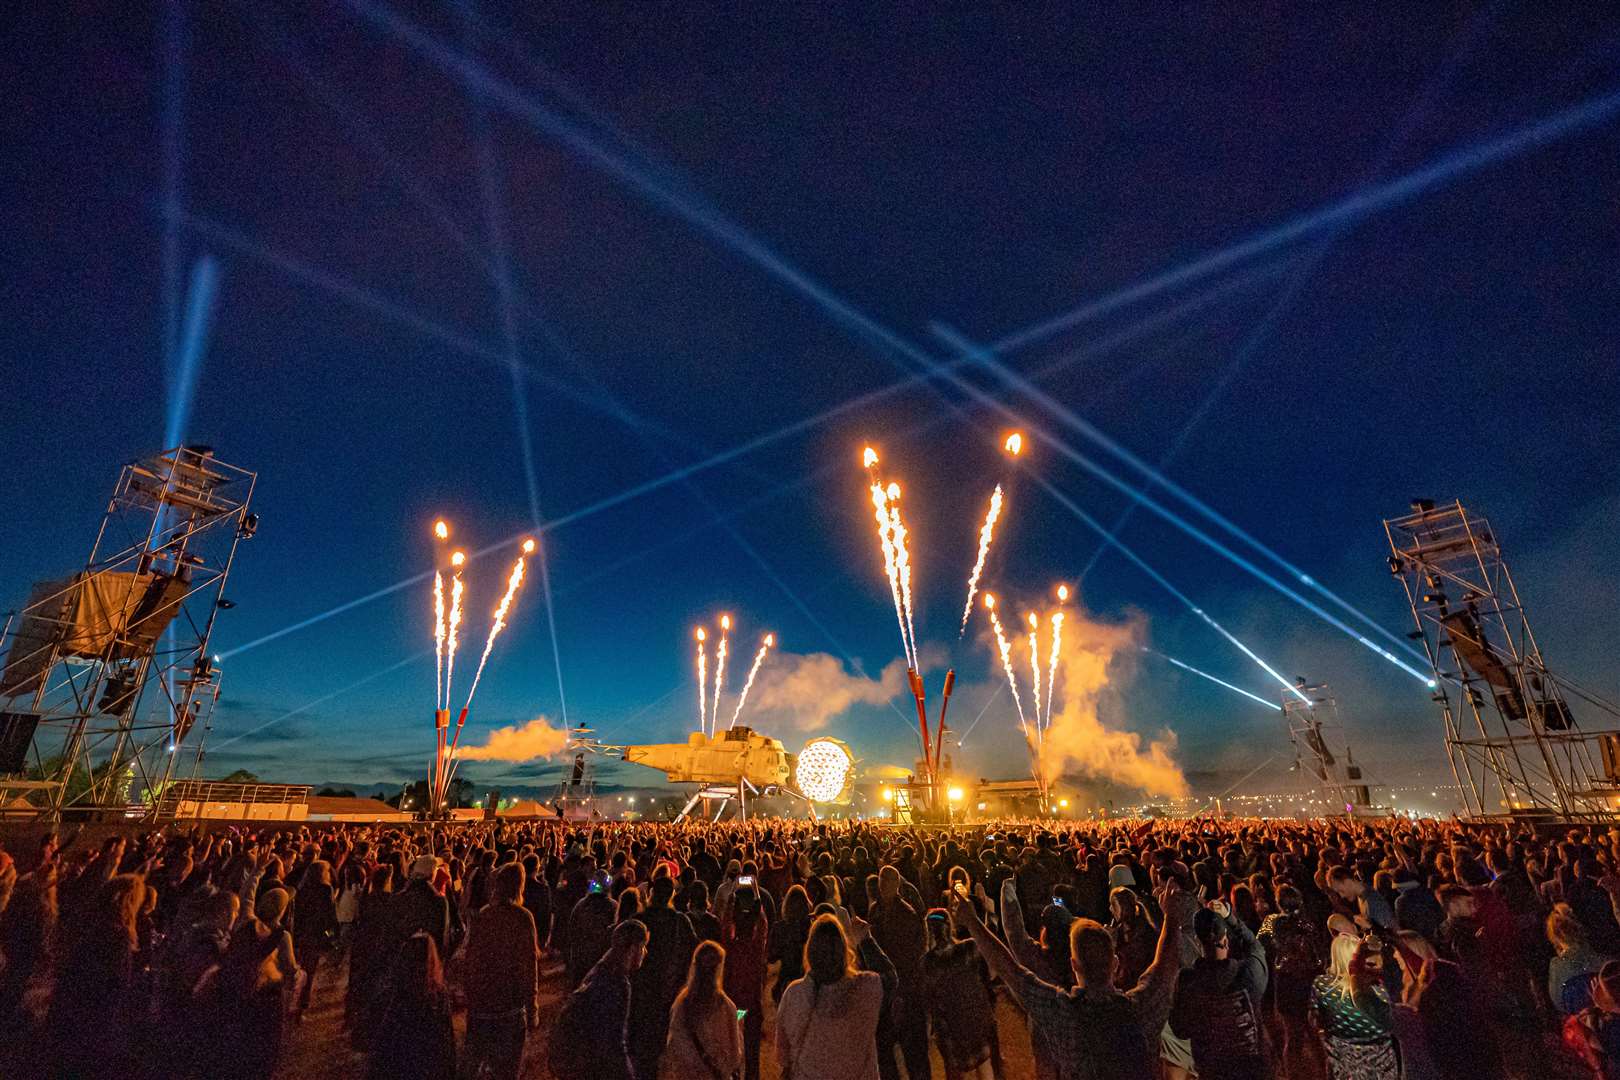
[992,85,1620,355]
[930,324,1434,686]
[1140,646,1283,712]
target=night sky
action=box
[7,4,1619,800]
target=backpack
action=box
[1271,914,1322,981]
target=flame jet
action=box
[445,551,466,707]
[1027,612,1042,742]
[730,633,775,727]
[1046,584,1068,728]
[695,627,708,735]
[959,485,1003,636]
[712,614,731,734]
[866,454,913,668]
[462,539,533,709]
[887,484,917,666]
[983,594,1030,739]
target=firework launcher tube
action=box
[440,707,473,804]
[934,669,956,779]
[908,668,933,802]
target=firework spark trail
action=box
[958,484,1003,636]
[433,571,446,709]
[433,519,449,709]
[463,540,532,709]
[730,633,775,727]
[870,482,911,667]
[983,595,1029,739]
[444,552,466,708]
[1046,610,1065,729]
[712,615,731,734]
[887,486,918,667]
[696,628,709,735]
[1027,612,1042,744]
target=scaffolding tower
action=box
[1385,499,1620,820]
[1281,679,1378,815]
[551,731,601,820]
[0,446,255,819]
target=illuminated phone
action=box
[737,875,755,886]
[736,1008,747,1020]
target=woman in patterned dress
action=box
[1310,933,1400,1080]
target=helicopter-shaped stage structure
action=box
[567,724,854,821]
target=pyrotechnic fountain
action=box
[427,520,535,815]
[860,435,1022,816]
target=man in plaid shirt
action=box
[950,880,1191,1080]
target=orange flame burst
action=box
[730,632,776,727]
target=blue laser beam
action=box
[219,266,1257,659]
[461,12,570,729]
[1139,646,1282,712]
[167,210,672,437]
[165,255,220,449]
[1035,479,1310,703]
[159,0,186,382]
[992,84,1620,355]
[931,323,1435,686]
[954,682,1006,748]
[210,652,425,749]
[1070,2,1502,598]
[340,5,1422,690]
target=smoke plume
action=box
[1037,601,1189,799]
[743,651,911,732]
[458,715,571,762]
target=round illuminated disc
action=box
[794,738,854,803]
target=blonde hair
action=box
[1329,932,1360,988]
[1547,903,1587,954]
[676,940,727,1013]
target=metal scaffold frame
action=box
[0,446,255,820]
[1281,680,1378,815]
[1385,499,1620,821]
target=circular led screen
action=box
[794,738,854,803]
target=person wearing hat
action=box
[390,854,450,959]
[1168,900,1270,1080]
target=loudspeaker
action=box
[570,753,586,786]
[1601,734,1620,783]
[1443,611,1514,690]
[0,712,41,773]
[1541,699,1573,731]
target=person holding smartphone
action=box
[722,880,770,1080]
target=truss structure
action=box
[1281,680,1378,814]
[1386,499,1620,820]
[0,446,255,819]
[551,742,601,820]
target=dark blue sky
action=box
[6,3,1618,796]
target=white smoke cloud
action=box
[457,715,571,762]
[1032,600,1190,799]
[741,651,911,732]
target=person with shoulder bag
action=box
[662,940,743,1079]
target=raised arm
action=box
[999,877,1045,970]
[950,888,1052,1013]
[1126,883,1190,1037]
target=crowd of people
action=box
[3,812,1620,1078]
